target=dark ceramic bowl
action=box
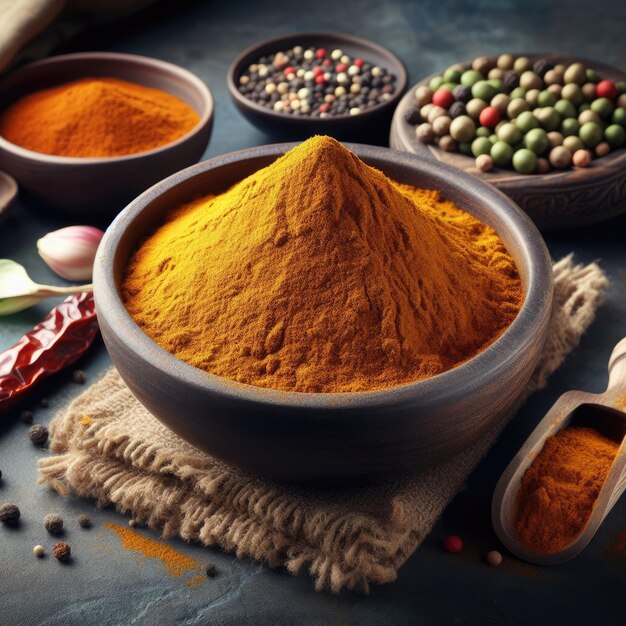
[227,32,408,141]
[94,143,553,484]
[0,52,214,218]
[390,55,626,231]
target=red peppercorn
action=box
[319,103,330,113]
[596,80,618,100]
[315,75,326,85]
[323,59,332,67]
[354,58,364,67]
[432,88,455,109]
[313,67,324,76]
[315,48,326,59]
[443,535,463,553]
[283,66,295,76]
[479,106,501,129]
[335,63,348,73]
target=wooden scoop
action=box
[492,336,626,565]
[0,171,18,223]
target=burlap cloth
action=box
[39,255,608,593]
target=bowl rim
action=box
[392,53,626,187]
[94,142,553,410]
[226,31,408,124]
[0,51,214,164]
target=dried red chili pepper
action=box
[0,291,98,412]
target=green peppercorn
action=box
[513,56,532,73]
[591,98,614,119]
[586,68,600,84]
[535,107,561,132]
[444,68,463,84]
[579,102,591,113]
[538,90,557,107]
[547,131,564,148]
[487,78,504,92]
[489,133,498,144]
[471,136,492,156]
[520,71,542,91]
[512,148,538,174]
[579,121,604,148]
[563,135,585,153]
[459,141,472,156]
[561,118,581,137]
[554,99,576,119]
[616,81,626,94]
[578,110,601,126]
[612,108,626,128]
[561,83,583,105]
[466,98,488,120]
[429,76,444,92]
[471,81,497,102]
[476,126,491,138]
[461,70,483,87]
[563,63,586,85]
[605,124,626,148]
[525,89,540,108]
[491,141,514,167]
[497,122,522,145]
[507,98,529,119]
[509,87,526,100]
[440,82,458,92]
[524,128,549,155]
[515,111,540,133]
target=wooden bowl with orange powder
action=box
[0,52,213,217]
[94,141,553,484]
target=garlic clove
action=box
[37,226,104,282]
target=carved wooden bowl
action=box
[94,143,553,484]
[390,55,626,231]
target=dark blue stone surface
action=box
[1,1,625,623]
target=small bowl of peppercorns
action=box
[228,32,407,141]
[390,54,626,231]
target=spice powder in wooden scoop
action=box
[122,136,523,393]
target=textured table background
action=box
[1,1,625,624]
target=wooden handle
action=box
[607,337,626,392]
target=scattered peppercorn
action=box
[205,562,217,577]
[443,535,463,553]
[485,550,503,566]
[475,154,494,172]
[128,518,138,527]
[53,541,71,562]
[33,545,45,557]
[20,410,33,424]
[0,503,20,525]
[43,513,64,534]
[72,370,86,384]
[28,423,48,446]
[406,55,626,174]
[78,514,91,528]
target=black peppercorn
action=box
[205,562,217,577]
[53,541,71,562]
[28,424,48,446]
[404,106,422,125]
[449,102,467,119]
[0,503,20,525]
[44,513,64,534]
[72,370,86,384]
[78,514,91,528]
[533,59,552,78]
[20,410,33,424]
[502,70,520,91]
[453,85,471,103]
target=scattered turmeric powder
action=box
[105,521,200,577]
[122,136,523,393]
[0,77,199,157]
[514,426,620,553]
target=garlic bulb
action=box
[37,226,104,281]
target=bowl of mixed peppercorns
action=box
[228,32,407,140]
[390,54,626,230]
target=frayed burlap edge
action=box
[39,255,608,593]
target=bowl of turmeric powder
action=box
[0,52,213,216]
[94,136,553,483]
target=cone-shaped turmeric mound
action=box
[122,136,523,393]
[0,77,199,157]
